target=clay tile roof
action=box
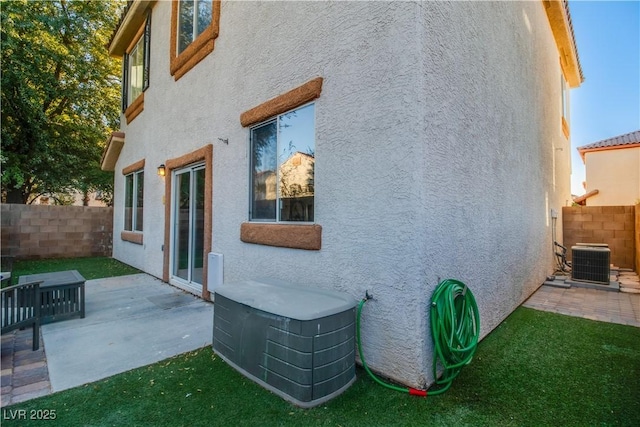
[577,129,640,162]
[563,0,584,82]
[577,130,640,151]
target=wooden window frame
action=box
[240,77,324,250]
[169,0,221,81]
[121,159,145,244]
[123,13,151,124]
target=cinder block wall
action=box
[562,205,636,270]
[1,204,113,259]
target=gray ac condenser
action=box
[213,279,357,408]
[571,246,611,284]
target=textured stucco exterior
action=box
[584,147,640,206]
[110,1,575,388]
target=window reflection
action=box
[124,170,144,232]
[135,172,144,231]
[124,174,133,230]
[178,0,212,54]
[128,38,144,105]
[250,104,315,222]
[278,104,315,221]
[197,0,212,38]
[250,121,277,220]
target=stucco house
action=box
[101,0,582,390]
[575,130,640,206]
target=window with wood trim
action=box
[124,169,144,232]
[250,103,315,222]
[240,78,323,250]
[122,12,151,115]
[177,0,212,54]
[170,0,220,80]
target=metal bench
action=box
[19,270,85,324]
[1,281,42,350]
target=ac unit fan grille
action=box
[571,247,610,284]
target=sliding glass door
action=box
[171,164,205,292]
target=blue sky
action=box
[568,0,640,196]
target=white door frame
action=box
[169,162,205,295]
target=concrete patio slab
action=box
[41,273,213,392]
[5,271,637,405]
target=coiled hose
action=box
[356,279,480,396]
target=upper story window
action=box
[250,104,315,222]
[177,0,212,54]
[127,36,145,106]
[122,12,151,123]
[125,169,144,232]
[170,0,220,80]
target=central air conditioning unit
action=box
[213,279,357,408]
[571,246,611,285]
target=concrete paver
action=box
[0,329,50,406]
[523,271,640,327]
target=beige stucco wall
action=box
[111,1,573,389]
[585,147,640,206]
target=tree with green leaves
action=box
[1,0,124,205]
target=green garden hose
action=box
[356,279,480,397]
[429,278,480,394]
[356,297,422,395]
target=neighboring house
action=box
[101,0,582,389]
[576,130,640,206]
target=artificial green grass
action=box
[8,257,141,285]
[4,307,639,426]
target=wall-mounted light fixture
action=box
[157,164,166,176]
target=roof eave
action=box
[101,132,126,171]
[573,189,599,205]
[543,0,584,88]
[108,0,156,58]
[578,142,640,162]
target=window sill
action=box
[121,231,143,245]
[240,222,322,250]
[125,93,144,124]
